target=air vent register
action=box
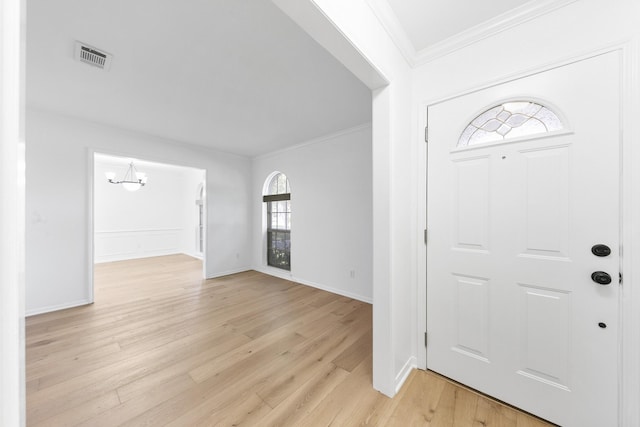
[74,41,112,70]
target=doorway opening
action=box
[91,153,206,301]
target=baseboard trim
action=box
[395,356,417,394]
[94,249,183,264]
[253,266,373,304]
[26,299,92,317]
[206,267,252,279]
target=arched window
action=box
[458,101,563,147]
[263,173,291,270]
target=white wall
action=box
[26,108,252,315]
[94,157,205,262]
[252,124,373,302]
[411,1,640,425]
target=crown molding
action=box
[414,0,579,65]
[366,0,578,68]
[365,0,417,67]
[253,122,372,160]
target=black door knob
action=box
[591,271,612,285]
[592,244,611,257]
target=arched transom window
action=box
[458,101,563,147]
[263,172,291,271]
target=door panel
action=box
[518,285,571,388]
[453,274,491,361]
[520,146,569,257]
[427,52,620,427]
[454,157,490,250]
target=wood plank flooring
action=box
[26,254,553,426]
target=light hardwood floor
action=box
[26,254,554,426]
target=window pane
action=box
[267,230,290,270]
[459,101,563,147]
[264,172,291,271]
[269,178,279,195]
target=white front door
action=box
[426,52,620,427]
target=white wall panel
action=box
[94,229,180,263]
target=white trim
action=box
[86,149,95,304]
[95,251,185,264]
[451,129,574,154]
[364,0,416,66]
[206,267,252,279]
[95,228,183,234]
[254,266,373,304]
[419,42,633,109]
[292,276,373,304]
[364,0,578,67]
[417,41,640,427]
[619,38,640,427]
[414,0,578,65]
[1,0,25,424]
[395,356,417,394]
[89,145,212,177]
[272,0,389,90]
[25,299,91,317]
[252,122,372,160]
[255,265,294,281]
[416,102,428,371]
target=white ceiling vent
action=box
[74,41,112,71]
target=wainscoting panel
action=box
[95,229,182,263]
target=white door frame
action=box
[87,149,208,304]
[0,0,26,424]
[416,41,640,427]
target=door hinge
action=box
[424,332,428,347]
[619,272,623,285]
[424,229,428,244]
[424,126,428,143]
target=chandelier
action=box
[105,162,148,192]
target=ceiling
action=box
[26,0,372,157]
[384,0,533,51]
[27,0,536,157]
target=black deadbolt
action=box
[591,244,611,257]
[599,322,607,329]
[591,271,612,285]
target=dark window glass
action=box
[265,173,290,270]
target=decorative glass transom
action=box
[458,101,563,147]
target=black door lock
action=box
[591,244,612,257]
[591,271,612,285]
